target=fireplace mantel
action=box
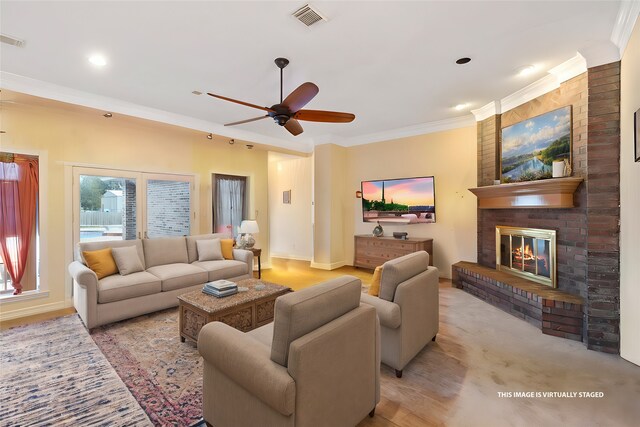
[468,177,584,209]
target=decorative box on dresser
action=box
[354,235,433,269]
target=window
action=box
[213,174,246,237]
[0,152,39,295]
[73,167,194,244]
[78,173,138,242]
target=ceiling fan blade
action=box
[224,115,270,126]
[282,82,319,112]
[207,93,274,112]
[284,119,304,136]
[294,109,355,123]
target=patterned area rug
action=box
[91,308,203,426]
[0,315,151,426]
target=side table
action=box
[236,246,262,278]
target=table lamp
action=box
[239,220,259,249]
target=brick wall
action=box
[146,180,191,237]
[473,64,621,353]
[585,62,621,353]
[477,115,500,186]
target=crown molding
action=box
[501,73,560,113]
[471,101,501,122]
[0,72,314,153]
[611,0,640,57]
[548,53,587,83]
[329,115,476,147]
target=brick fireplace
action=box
[453,62,620,354]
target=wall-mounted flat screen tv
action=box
[361,176,436,224]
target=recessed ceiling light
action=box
[88,54,107,67]
[103,112,113,118]
[454,103,470,111]
[456,57,471,65]
[517,65,537,77]
[192,90,203,95]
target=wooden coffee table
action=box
[178,278,291,343]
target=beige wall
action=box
[268,152,313,260]
[313,144,348,268]
[344,126,478,277]
[620,19,640,366]
[0,94,270,319]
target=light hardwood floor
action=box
[262,257,380,290]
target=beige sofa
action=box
[68,233,253,329]
[360,251,439,378]
[198,275,380,427]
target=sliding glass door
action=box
[73,167,194,244]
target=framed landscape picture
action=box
[501,105,572,182]
[635,107,640,162]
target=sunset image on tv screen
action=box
[361,177,435,224]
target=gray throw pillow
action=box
[111,246,144,275]
[197,239,224,261]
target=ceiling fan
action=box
[207,58,355,136]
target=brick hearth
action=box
[452,262,584,341]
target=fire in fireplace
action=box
[496,226,556,288]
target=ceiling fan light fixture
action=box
[206,58,354,137]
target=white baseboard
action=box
[0,299,74,322]
[271,254,313,262]
[310,260,346,270]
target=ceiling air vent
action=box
[292,4,327,27]
[1,34,25,47]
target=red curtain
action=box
[0,156,39,295]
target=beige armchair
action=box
[360,251,439,378]
[198,275,380,427]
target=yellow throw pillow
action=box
[368,266,383,297]
[221,239,235,260]
[83,247,118,279]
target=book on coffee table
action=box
[202,287,238,298]
[203,280,238,298]
[204,280,237,291]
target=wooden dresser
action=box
[354,235,434,269]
